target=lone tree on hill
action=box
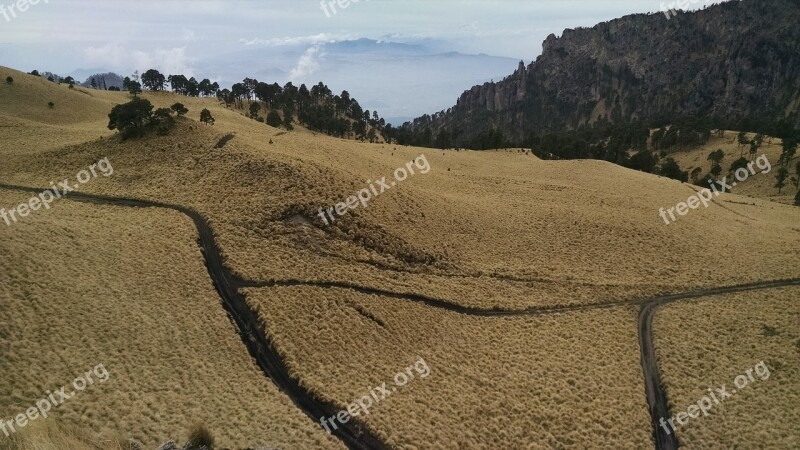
[128,80,142,97]
[707,149,725,165]
[780,137,798,166]
[790,161,800,194]
[5,76,12,84]
[266,111,282,128]
[199,108,215,126]
[708,148,725,177]
[737,131,749,149]
[690,167,702,183]
[775,167,789,194]
[108,98,154,140]
[170,102,189,116]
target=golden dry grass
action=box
[0,189,342,449]
[3,111,799,310]
[0,68,117,155]
[1,65,799,448]
[245,285,653,448]
[653,286,800,448]
[0,420,128,450]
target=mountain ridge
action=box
[405,0,800,145]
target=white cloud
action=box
[82,44,195,76]
[82,43,127,69]
[239,32,352,47]
[288,46,322,82]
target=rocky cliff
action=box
[412,0,800,145]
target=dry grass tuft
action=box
[0,420,128,450]
[183,424,214,449]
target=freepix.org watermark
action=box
[659,0,711,19]
[318,154,430,225]
[320,0,369,18]
[0,0,48,23]
[1,158,114,227]
[659,361,770,436]
[319,357,431,434]
[659,154,771,225]
[1,364,110,438]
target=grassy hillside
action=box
[1,66,798,448]
[670,130,798,204]
[0,189,342,449]
[654,287,800,448]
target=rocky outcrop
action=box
[416,0,800,145]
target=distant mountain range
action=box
[405,0,800,145]
[195,38,521,119]
[63,39,519,120]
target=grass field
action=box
[1,65,798,448]
[0,189,341,449]
[245,285,653,448]
[653,286,800,448]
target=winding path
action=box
[2,183,797,449]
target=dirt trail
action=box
[0,184,386,450]
[636,278,799,449]
[2,183,797,449]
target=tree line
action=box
[120,69,390,142]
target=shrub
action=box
[171,102,189,116]
[729,157,749,174]
[107,98,154,140]
[249,102,261,118]
[47,102,54,109]
[794,190,800,207]
[266,111,282,128]
[184,424,214,450]
[153,108,175,135]
[200,108,215,126]
[108,86,120,91]
[5,76,12,84]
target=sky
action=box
[0,0,720,119]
